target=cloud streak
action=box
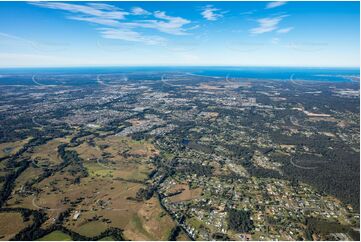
[266,1,287,9]
[31,2,192,45]
[250,15,288,34]
[131,7,150,16]
[201,5,223,21]
[277,27,294,33]
[122,11,191,35]
[31,2,129,19]
[99,28,166,45]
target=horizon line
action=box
[0,65,359,69]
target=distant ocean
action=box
[0,66,359,82]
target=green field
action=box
[37,231,72,241]
[98,236,115,241]
[75,221,108,237]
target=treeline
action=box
[168,225,182,241]
[0,159,31,207]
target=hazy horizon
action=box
[0,65,360,69]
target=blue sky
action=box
[0,1,359,67]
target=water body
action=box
[191,66,360,82]
[0,66,359,83]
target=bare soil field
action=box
[168,183,203,203]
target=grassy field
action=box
[123,197,175,240]
[37,231,72,241]
[187,217,203,230]
[30,137,69,167]
[0,212,31,240]
[73,221,109,237]
[98,236,114,241]
[72,135,156,181]
[0,137,31,158]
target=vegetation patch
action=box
[0,211,31,240]
[37,230,72,241]
[227,209,254,233]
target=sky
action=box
[0,1,359,68]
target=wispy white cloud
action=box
[99,28,166,45]
[201,5,223,21]
[266,1,287,9]
[122,11,190,35]
[131,7,150,15]
[68,16,120,26]
[86,3,121,11]
[30,2,129,20]
[250,15,288,34]
[277,27,294,33]
[30,2,193,45]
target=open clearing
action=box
[168,183,203,203]
[0,212,31,240]
[31,137,69,167]
[37,230,72,241]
